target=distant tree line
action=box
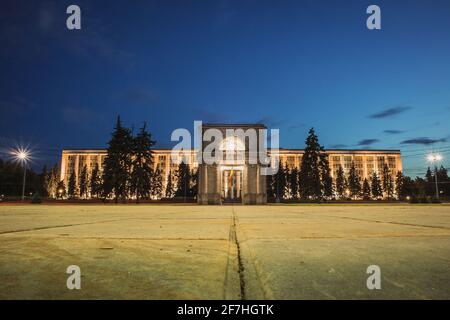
[1,121,449,203]
[266,128,450,202]
[63,116,198,203]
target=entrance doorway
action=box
[222,169,242,202]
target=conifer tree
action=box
[289,167,299,199]
[395,170,405,200]
[102,116,134,203]
[151,166,163,199]
[78,165,88,199]
[165,169,175,198]
[299,128,323,200]
[273,162,287,201]
[335,165,347,199]
[175,162,192,200]
[190,168,198,198]
[130,122,155,203]
[362,178,371,200]
[382,163,394,199]
[320,153,334,199]
[425,167,434,197]
[67,171,78,199]
[40,165,49,198]
[348,162,361,199]
[56,180,66,198]
[371,172,383,199]
[90,163,101,198]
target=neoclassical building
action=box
[60,123,402,204]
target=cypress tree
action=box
[79,165,88,199]
[90,163,101,198]
[130,122,155,203]
[190,168,198,198]
[102,116,134,203]
[371,172,383,199]
[348,162,361,199]
[165,169,175,198]
[56,180,66,198]
[299,128,322,200]
[289,167,299,199]
[40,165,49,198]
[320,153,334,199]
[335,165,347,199]
[175,162,192,200]
[382,163,394,199]
[395,170,405,200]
[67,171,78,199]
[362,178,371,200]
[273,162,287,201]
[151,166,163,199]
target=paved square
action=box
[0,204,449,299]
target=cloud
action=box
[400,137,447,145]
[329,144,348,149]
[357,139,379,146]
[287,123,305,132]
[384,129,404,134]
[368,106,412,119]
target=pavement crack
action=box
[231,206,246,300]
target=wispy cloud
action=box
[357,139,379,146]
[384,129,404,134]
[369,106,412,119]
[400,137,447,145]
[329,144,348,149]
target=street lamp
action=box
[427,153,443,200]
[11,148,30,201]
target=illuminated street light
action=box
[11,148,31,202]
[427,153,443,200]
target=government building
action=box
[60,124,402,204]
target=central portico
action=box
[197,124,268,205]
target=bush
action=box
[31,192,42,204]
[431,197,442,204]
[409,196,419,204]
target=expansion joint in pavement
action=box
[231,207,246,300]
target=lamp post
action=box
[12,148,30,202]
[427,153,442,200]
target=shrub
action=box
[31,192,42,204]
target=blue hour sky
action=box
[0,0,449,176]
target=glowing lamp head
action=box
[427,153,443,162]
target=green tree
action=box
[40,165,49,198]
[347,162,361,199]
[56,180,66,198]
[90,163,101,198]
[382,163,394,199]
[395,171,405,200]
[165,169,175,198]
[320,153,334,199]
[175,162,192,200]
[289,167,299,199]
[102,116,134,203]
[190,168,198,198]
[130,123,155,203]
[299,128,322,200]
[371,172,383,199]
[78,165,88,199]
[362,178,371,200]
[335,165,347,199]
[151,166,163,199]
[273,163,287,201]
[67,171,78,199]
